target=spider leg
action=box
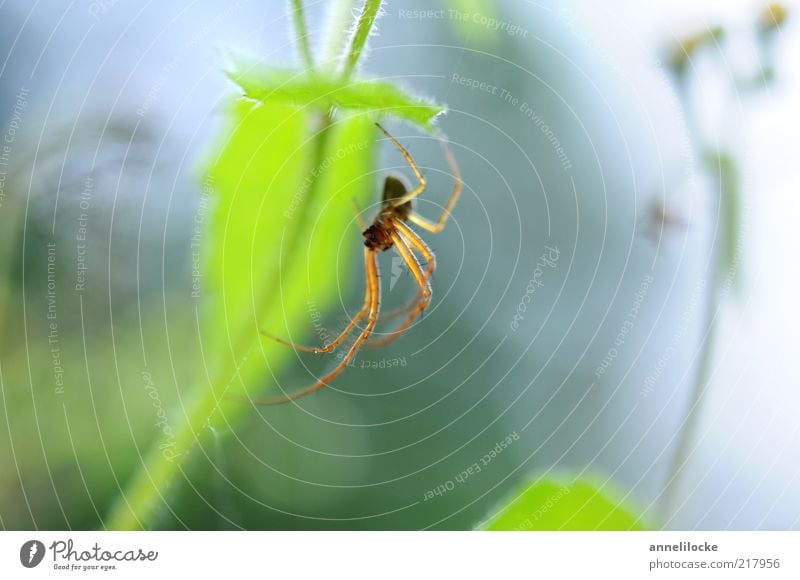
[375,123,427,206]
[406,137,462,233]
[368,229,432,348]
[260,302,367,354]
[366,220,435,337]
[260,206,372,354]
[375,293,426,326]
[395,220,436,279]
[255,247,381,405]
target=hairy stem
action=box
[341,0,382,80]
[290,0,315,70]
[323,0,355,71]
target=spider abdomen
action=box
[362,218,395,252]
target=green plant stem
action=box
[657,151,737,525]
[323,0,354,71]
[105,381,233,529]
[657,277,719,525]
[290,0,315,70]
[341,0,382,80]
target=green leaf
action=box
[227,60,445,130]
[205,102,380,406]
[480,477,646,531]
[106,101,378,529]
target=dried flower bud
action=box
[666,26,725,81]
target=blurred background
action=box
[0,0,797,530]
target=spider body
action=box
[362,216,396,252]
[381,174,414,215]
[363,176,412,252]
[257,123,461,405]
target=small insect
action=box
[643,197,688,242]
[257,123,462,405]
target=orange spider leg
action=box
[375,123,427,206]
[260,203,370,354]
[259,303,367,354]
[365,220,436,347]
[255,246,381,405]
[260,265,369,354]
[375,291,427,326]
[367,230,432,349]
[406,138,463,233]
[395,219,436,280]
[350,199,422,324]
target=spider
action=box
[256,123,462,405]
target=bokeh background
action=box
[0,0,797,530]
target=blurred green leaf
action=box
[205,101,380,399]
[227,61,445,130]
[106,99,382,528]
[0,190,21,348]
[445,0,500,47]
[206,100,310,353]
[480,477,646,530]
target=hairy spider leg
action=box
[372,136,460,332]
[350,199,418,323]
[407,138,463,233]
[371,227,435,327]
[374,285,430,325]
[375,123,427,207]
[259,202,371,354]
[366,230,432,349]
[367,220,435,329]
[255,246,381,405]
[369,223,437,348]
[395,219,437,280]
[259,304,367,354]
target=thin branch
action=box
[657,149,740,526]
[341,0,382,80]
[657,274,720,524]
[323,0,354,71]
[291,0,315,70]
